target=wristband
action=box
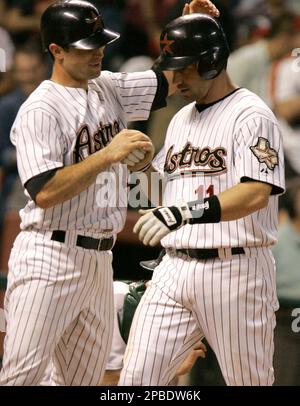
[188,195,221,224]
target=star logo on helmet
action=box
[160,34,175,55]
[250,137,279,170]
[85,11,103,33]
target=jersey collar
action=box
[195,88,241,113]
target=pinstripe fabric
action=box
[119,249,278,386]
[121,255,201,386]
[10,70,157,233]
[0,231,114,386]
[152,88,285,249]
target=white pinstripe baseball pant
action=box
[0,230,114,386]
[119,248,278,386]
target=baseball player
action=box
[119,14,285,386]
[0,0,218,387]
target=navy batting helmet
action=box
[41,0,120,52]
[157,13,230,80]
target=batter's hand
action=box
[105,129,153,164]
[133,203,192,246]
[183,0,220,17]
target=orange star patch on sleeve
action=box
[250,137,279,170]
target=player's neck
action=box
[200,71,237,104]
[51,65,88,90]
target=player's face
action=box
[173,63,212,103]
[58,46,105,85]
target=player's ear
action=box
[49,43,64,60]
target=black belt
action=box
[51,230,114,251]
[176,247,245,260]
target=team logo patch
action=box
[160,34,175,55]
[86,11,103,33]
[250,137,278,170]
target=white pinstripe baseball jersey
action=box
[10,70,157,234]
[152,88,285,249]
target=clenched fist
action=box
[105,129,153,165]
[122,145,155,172]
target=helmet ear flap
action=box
[196,51,228,80]
[197,59,218,80]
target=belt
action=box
[175,247,245,260]
[51,230,114,251]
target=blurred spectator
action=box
[0,44,48,228]
[273,37,300,179]
[0,27,15,73]
[234,0,292,19]
[272,180,300,385]
[0,26,15,95]
[227,13,297,106]
[290,0,300,14]
[120,0,181,60]
[233,0,296,48]
[2,0,54,46]
[273,181,300,302]
[0,0,15,95]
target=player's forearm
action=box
[218,181,272,221]
[35,129,153,208]
[133,181,273,246]
[35,149,111,209]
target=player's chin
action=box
[177,89,193,101]
[87,65,102,78]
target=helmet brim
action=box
[156,54,198,71]
[70,28,120,50]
